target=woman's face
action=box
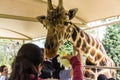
[36,64,42,73]
[2,67,8,76]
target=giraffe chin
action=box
[45,47,58,58]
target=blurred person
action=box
[9,43,44,80]
[0,65,8,80]
[51,55,65,79]
[39,61,55,79]
[62,53,83,80]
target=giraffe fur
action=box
[37,0,116,79]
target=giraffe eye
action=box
[64,21,69,26]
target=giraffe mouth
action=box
[44,46,59,58]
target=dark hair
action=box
[97,74,107,80]
[9,43,44,80]
[17,43,44,66]
[0,65,7,72]
[39,61,55,79]
[52,55,64,79]
[108,78,115,80]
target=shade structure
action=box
[0,0,120,40]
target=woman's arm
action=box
[70,56,83,80]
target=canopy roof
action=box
[0,0,120,40]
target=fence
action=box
[83,65,120,80]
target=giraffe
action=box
[37,0,116,79]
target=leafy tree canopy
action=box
[102,23,120,80]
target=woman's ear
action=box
[68,8,78,20]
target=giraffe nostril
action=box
[45,43,50,49]
[47,45,51,49]
[51,42,54,48]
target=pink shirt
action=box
[70,56,83,80]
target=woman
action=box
[0,65,8,80]
[9,43,44,80]
[60,47,84,80]
[39,61,55,79]
[62,54,83,80]
[9,43,83,80]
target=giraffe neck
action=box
[66,22,107,65]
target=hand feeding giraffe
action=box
[37,0,116,79]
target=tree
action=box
[102,23,120,80]
[0,39,21,66]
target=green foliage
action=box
[102,23,120,80]
[0,39,21,67]
[57,41,73,68]
[58,41,73,55]
[57,51,71,68]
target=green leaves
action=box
[58,41,73,55]
[102,23,120,80]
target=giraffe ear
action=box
[37,16,46,24]
[68,8,78,20]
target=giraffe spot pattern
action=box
[76,38,81,47]
[84,70,95,79]
[90,48,96,56]
[40,0,117,79]
[91,37,95,46]
[58,34,61,40]
[66,27,71,32]
[86,57,96,66]
[85,33,91,44]
[97,69,102,72]
[74,24,80,32]
[99,57,107,66]
[72,28,77,41]
[80,30,84,38]
[64,33,67,39]
[91,68,96,73]
[64,33,70,39]
[81,40,89,53]
[95,53,102,61]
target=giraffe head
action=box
[37,0,78,58]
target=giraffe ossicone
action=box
[37,0,116,79]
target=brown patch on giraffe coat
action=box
[85,58,97,73]
[86,57,96,66]
[85,33,91,44]
[66,27,71,32]
[84,70,95,79]
[99,57,107,66]
[91,37,95,46]
[74,24,80,32]
[64,33,67,39]
[76,38,81,48]
[81,40,89,53]
[95,52,102,61]
[72,28,77,41]
[64,33,70,39]
[80,30,84,38]
[90,48,96,56]
[96,68,102,72]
